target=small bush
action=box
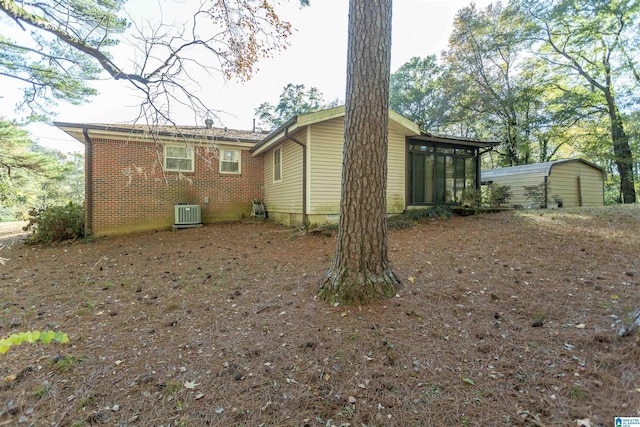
[403,207,453,221]
[458,188,482,208]
[23,202,84,244]
[486,184,512,207]
[387,216,414,230]
[523,182,547,205]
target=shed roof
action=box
[482,158,603,180]
[54,122,266,147]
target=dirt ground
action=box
[1,206,639,426]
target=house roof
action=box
[481,158,604,180]
[250,106,500,155]
[54,122,266,147]
[250,106,422,156]
[412,131,500,148]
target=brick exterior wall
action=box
[87,138,263,236]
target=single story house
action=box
[56,106,499,235]
[55,122,266,236]
[250,106,499,226]
[481,158,605,207]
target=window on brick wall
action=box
[164,145,194,172]
[273,147,282,181]
[220,148,241,174]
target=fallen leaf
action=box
[462,377,475,386]
[574,418,591,427]
[575,324,586,329]
[184,381,198,389]
[195,393,205,400]
[408,276,415,283]
[348,396,356,404]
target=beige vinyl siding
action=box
[386,129,406,213]
[488,172,548,206]
[549,162,604,207]
[308,118,344,214]
[263,132,305,217]
[308,118,407,215]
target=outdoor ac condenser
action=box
[174,204,202,226]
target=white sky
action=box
[0,0,495,151]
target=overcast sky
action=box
[1,0,495,151]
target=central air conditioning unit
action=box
[174,204,202,229]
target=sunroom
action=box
[406,133,499,206]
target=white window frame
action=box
[219,148,241,174]
[164,144,194,172]
[273,147,282,182]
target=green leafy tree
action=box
[0,0,300,124]
[444,3,548,166]
[319,0,400,305]
[255,83,339,130]
[0,120,83,220]
[389,55,447,131]
[1,120,54,205]
[516,0,639,203]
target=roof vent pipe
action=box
[204,118,213,129]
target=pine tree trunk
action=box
[318,0,401,305]
[606,96,637,203]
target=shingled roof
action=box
[54,122,268,145]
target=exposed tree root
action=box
[318,267,401,305]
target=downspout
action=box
[284,127,308,228]
[82,128,93,236]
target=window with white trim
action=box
[220,149,241,174]
[164,145,194,172]
[273,147,282,181]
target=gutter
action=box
[82,128,93,236]
[284,126,308,228]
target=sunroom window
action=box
[408,142,477,204]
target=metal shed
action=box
[481,158,605,207]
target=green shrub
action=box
[23,202,84,244]
[387,216,414,230]
[486,184,512,207]
[403,207,453,221]
[523,182,547,205]
[458,188,482,208]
